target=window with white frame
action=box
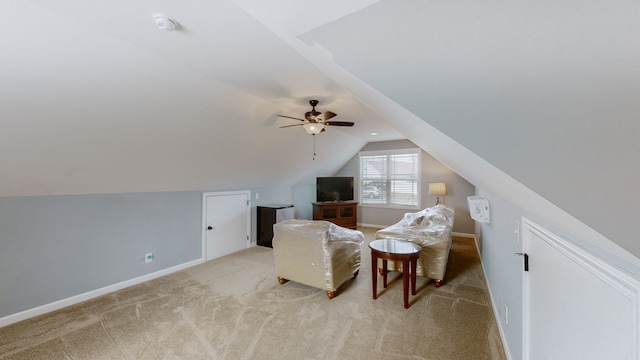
[359,148,420,208]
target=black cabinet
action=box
[257,204,294,248]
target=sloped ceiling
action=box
[289,0,640,259]
[2,0,403,196]
[2,1,639,259]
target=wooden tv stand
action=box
[312,201,358,229]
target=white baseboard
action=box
[0,258,204,328]
[452,231,475,238]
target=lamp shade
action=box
[428,183,447,196]
[303,123,324,135]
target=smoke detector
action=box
[152,13,178,32]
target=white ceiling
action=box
[2,1,639,259]
[2,0,404,196]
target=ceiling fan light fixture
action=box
[277,100,353,135]
[303,123,324,135]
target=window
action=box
[359,148,420,208]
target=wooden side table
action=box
[369,239,421,309]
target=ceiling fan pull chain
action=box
[312,135,317,160]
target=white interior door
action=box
[203,191,250,261]
[522,218,640,360]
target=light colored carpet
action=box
[0,228,506,359]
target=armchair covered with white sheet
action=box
[375,204,455,287]
[273,219,364,299]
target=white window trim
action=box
[358,148,421,210]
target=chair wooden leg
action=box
[353,270,359,279]
[278,277,289,284]
[434,279,443,288]
[326,290,337,299]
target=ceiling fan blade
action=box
[277,115,306,122]
[279,124,305,128]
[325,121,354,127]
[316,111,337,122]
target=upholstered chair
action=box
[273,219,364,299]
[375,204,455,287]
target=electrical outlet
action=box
[145,253,153,264]
[255,193,260,199]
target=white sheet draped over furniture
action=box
[273,219,364,299]
[375,204,454,287]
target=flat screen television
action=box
[316,177,354,202]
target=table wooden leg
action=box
[382,260,388,288]
[371,251,377,300]
[410,258,417,295]
[402,260,410,309]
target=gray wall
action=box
[0,186,297,319]
[292,181,316,220]
[473,188,526,358]
[336,140,476,233]
[0,192,202,318]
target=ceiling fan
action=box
[278,100,354,135]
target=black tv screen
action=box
[316,177,354,202]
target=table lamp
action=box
[428,183,447,205]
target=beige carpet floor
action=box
[0,228,506,360]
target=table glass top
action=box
[369,239,420,254]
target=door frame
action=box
[201,190,251,261]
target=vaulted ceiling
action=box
[2,1,639,260]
